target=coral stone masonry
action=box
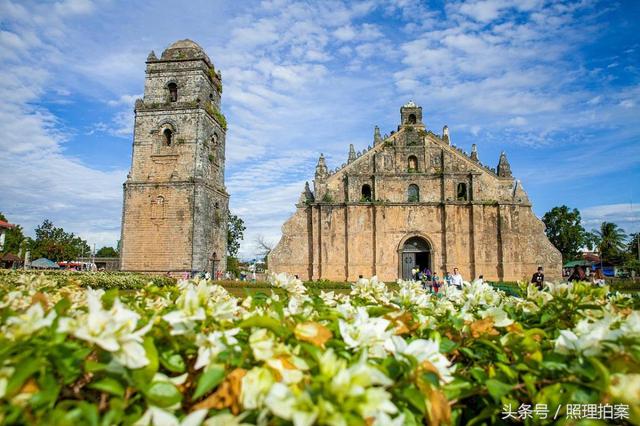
[269,101,562,282]
[120,40,228,275]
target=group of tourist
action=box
[411,267,470,292]
[412,264,607,293]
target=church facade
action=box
[269,102,561,282]
[120,40,228,275]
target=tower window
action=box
[163,128,173,146]
[361,184,372,202]
[408,184,419,202]
[408,155,418,172]
[168,83,177,102]
[408,113,416,124]
[151,195,165,219]
[457,183,468,201]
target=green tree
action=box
[30,219,91,262]
[628,233,640,261]
[592,222,627,264]
[541,206,587,261]
[227,214,245,258]
[0,212,26,255]
[96,246,119,257]
[226,214,245,277]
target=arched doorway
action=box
[400,236,432,280]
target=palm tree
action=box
[592,222,627,263]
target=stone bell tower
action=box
[120,39,229,275]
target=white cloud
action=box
[582,204,640,234]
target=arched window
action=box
[457,183,468,201]
[163,128,173,146]
[168,83,178,102]
[361,184,372,202]
[408,184,419,202]
[151,195,165,219]
[408,113,416,124]
[408,155,418,172]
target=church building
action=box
[269,102,562,282]
[120,40,228,275]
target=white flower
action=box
[360,387,398,420]
[249,328,275,361]
[265,383,318,426]
[554,314,621,356]
[204,412,252,426]
[480,307,513,327]
[266,356,308,384]
[386,336,454,384]
[241,367,275,409]
[60,289,151,369]
[134,406,207,426]
[620,311,640,337]
[338,307,393,358]
[270,273,307,298]
[319,290,337,307]
[194,328,240,370]
[162,284,206,335]
[351,276,391,304]
[330,356,393,400]
[2,303,56,340]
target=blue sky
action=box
[0,0,638,258]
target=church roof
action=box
[160,39,212,64]
[167,39,204,51]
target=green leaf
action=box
[85,360,108,373]
[439,338,457,353]
[53,297,71,315]
[145,381,182,407]
[89,377,125,397]
[485,379,513,402]
[238,315,289,337]
[401,385,426,414]
[6,357,39,396]
[159,350,186,373]
[193,366,226,400]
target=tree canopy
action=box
[541,205,587,261]
[30,219,90,262]
[591,221,627,264]
[96,246,119,257]
[227,214,245,258]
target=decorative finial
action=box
[443,125,450,144]
[374,126,382,145]
[147,50,157,61]
[470,143,479,161]
[497,151,513,178]
[348,144,356,163]
[315,153,328,180]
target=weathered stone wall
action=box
[120,183,194,272]
[120,40,229,275]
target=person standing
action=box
[568,266,581,282]
[432,272,441,293]
[450,268,464,289]
[592,269,606,287]
[444,271,452,287]
[531,267,544,289]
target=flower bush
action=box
[0,272,639,425]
